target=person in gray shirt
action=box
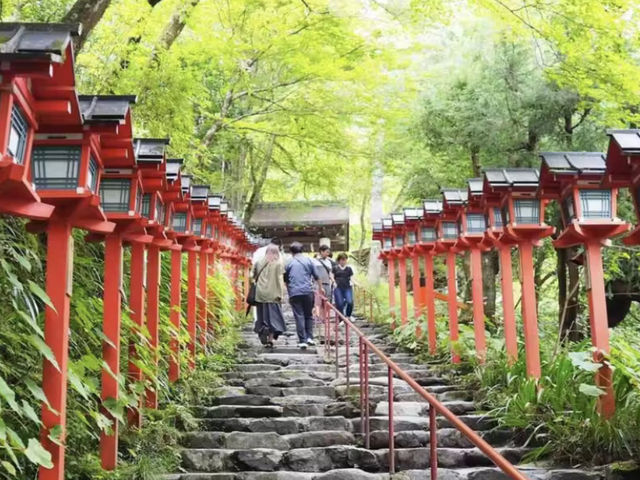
[284,242,321,349]
[313,244,335,301]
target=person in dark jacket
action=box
[284,242,321,349]
[333,253,355,319]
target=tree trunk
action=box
[557,246,582,341]
[357,191,369,253]
[482,250,498,321]
[158,0,200,50]
[63,0,112,52]
[243,135,276,223]
[470,146,481,176]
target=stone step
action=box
[247,385,336,397]
[180,445,532,473]
[374,401,476,416]
[365,428,515,449]
[162,468,390,479]
[182,430,356,450]
[197,415,352,434]
[351,415,497,433]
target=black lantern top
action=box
[166,158,183,183]
[134,138,170,164]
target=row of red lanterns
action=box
[0,23,257,479]
[374,143,640,420]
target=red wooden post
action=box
[127,241,145,427]
[519,242,541,379]
[397,255,408,326]
[411,254,422,335]
[469,247,487,362]
[446,251,460,364]
[198,249,208,347]
[100,233,122,470]
[498,244,518,363]
[424,253,437,355]
[585,240,615,418]
[39,219,73,480]
[187,248,198,369]
[145,245,161,409]
[208,250,216,337]
[387,256,397,327]
[169,246,182,383]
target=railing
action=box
[319,293,530,479]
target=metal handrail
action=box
[319,292,530,479]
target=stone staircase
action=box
[163,308,606,480]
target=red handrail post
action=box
[127,241,145,428]
[446,251,460,363]
[518,242,541,378]
[498,244,518,364]
[388,366,395,474]
[398,255,409,326]
[334,308,339,379]
[469,247,487,363]
[363,343,370,449]
[100,233,122,470]
[424,253,437,355]
[145,245,161,409]
[411,254,422,336]
[359,337,365,438]
[169,246,182,383]
[585,240,615,418]
[187,248,198,370]
[430,405,437,479]
[345,322,350,392]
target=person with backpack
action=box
[252,244,286,348]
[313,244,335,301]
[284,242,321,349]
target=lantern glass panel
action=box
[141,193,152,218]
[501,204,510,226]
[394,235,404,247]
[579,189,611,219]
[172,212,187,232]
[32,146,81,190]
[442,222,458,239]
[99,178,131,212]
[421,227,436,242]
[8,105,28,165]
[135,186,143,214]
[87,156,98,192]
[562,195,575,226]
[407,230,417,245]
[156,201,165,224]
[514,199,540,224]
[192,218,202,236]
[206,224,213,237]
[492,207,503,227]
[467,213,485,233]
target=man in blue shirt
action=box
[285,242,321,349]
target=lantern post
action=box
[190,184,210,347]
[17,25,122,479]
[164,159,184,381]
[540,152,628,418]
[0,24,84,480]
[390,212,409,326]
[403,208,424,328]
[379,217,397,326]
[79,95,142,469]
[480,169,530,364]
[435,189,467,364]
[419,200,442,355]
[459,178,490,362]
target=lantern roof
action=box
[467,177,483,196]
[78,95,137,123]
[134,138,170,164]
[0,23,81,60]
[403,207,423,222]
[382,217,393,231]
[391,212,405,226]
[605,130,640,186]
[208,194,223,210]
[180,175,192,195]
[166,158,183,182]
[441,188,468,205]
[190,185,209,202]
[539,152,606,198]
[483,168,539,190]
[372,221,383,233]
[220,201,229,215]
[423,199,443,214]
